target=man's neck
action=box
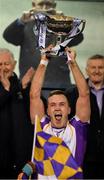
[89,80,104,90]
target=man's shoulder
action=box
[55,11,64,16]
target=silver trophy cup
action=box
[33,12,86,56]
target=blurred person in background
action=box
[3,0,83,98]
[66,54,104,179]
[0,48,34,179]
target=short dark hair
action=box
[48,90,70,106]
[89,54,104,60]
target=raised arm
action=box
[66,48,90,122]
[30,46,52,124]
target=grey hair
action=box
[0,48,15,62]
[86,54,104,67]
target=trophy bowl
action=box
[47,15,74,34]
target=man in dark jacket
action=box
[0,48,34,179]
[3,0,84,98]
[66,54,104,179]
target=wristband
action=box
[22,163,33,176]
[40,59,48,67]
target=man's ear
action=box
[52,2,56,9]
[13,60,17,70]
[47,107,49,116]
[85,67,89,76]
[32,2,36,7]
[68,106,71,114]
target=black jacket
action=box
[0,73,34,178]
[85,91,104,162]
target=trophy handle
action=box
[67,19,86,39]
[77,19,86,34]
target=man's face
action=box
[32,0,55,12]
[47,94,71,128]
[86,59,104,84]
[0,52,16,79]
